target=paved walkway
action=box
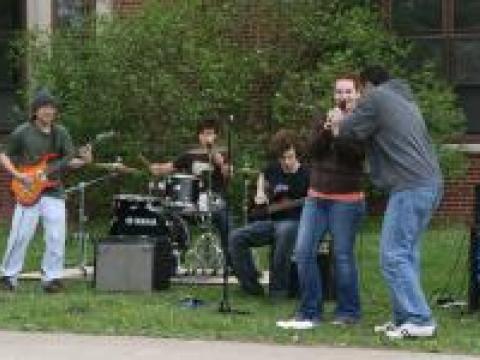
[0,331,477,360]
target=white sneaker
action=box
[385,323,436,339]
[374,321,396,333]
[276,318,319,330]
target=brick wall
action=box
[113,0,145,14]
[0,133,13,219]
[437,153,480,223]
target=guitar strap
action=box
[50,124,59,154]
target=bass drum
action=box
[164,211,190,251]
[110,194,167,237]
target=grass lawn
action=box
[0,217,479,355]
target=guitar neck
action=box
[267,198,304,215]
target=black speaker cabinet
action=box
[95,236,175,292]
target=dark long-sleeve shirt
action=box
[3,122,75,198]
[308,115,365,194]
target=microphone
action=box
[339,100,347,112]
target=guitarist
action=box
[0,89,92,293]
[228,129,309,298]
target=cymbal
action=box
[187,146,227,155]
[94,162,141,174]
[237,167,258,176]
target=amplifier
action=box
[95,236,175,292]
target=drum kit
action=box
[67,152,258,277]
[104,171,227,275]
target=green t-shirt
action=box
[4,122,75,198]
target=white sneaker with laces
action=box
[385,323,436,339]
[276,318,319,330]
[374,321,396,333]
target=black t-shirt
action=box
[173,149,226,194]
[263,162,309,221]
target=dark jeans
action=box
[228,219,299,296]
[212,207,234,266]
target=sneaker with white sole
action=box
[374,321,396,333]
[331,317,359,326]
[276,317,319,330]
[385,323,436,339]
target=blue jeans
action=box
[380,183,442,326]
[294,197,366,321]
[229,219,299,295]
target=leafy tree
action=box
[10,0,466,215]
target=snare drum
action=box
[110,194,168,236]
[197,191,226,213]
[148,179,167,198]
[164,174,200,211]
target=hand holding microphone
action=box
[326,106,344,136]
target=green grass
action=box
[0,217,479,355]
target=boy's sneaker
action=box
[385,323,436,339]
[0,276,16,291]
[276,316,319,330]
[374,321,396,333]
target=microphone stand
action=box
[218,114,248,315]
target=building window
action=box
[53,0,95,30]
[0,0,24,132]
[455,0,480,32]
[382,0,480,134]
[391,0,442,34]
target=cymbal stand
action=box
[197,147,223,274]
[242,177,250,226]
[66,172,118,276]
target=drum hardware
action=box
[179,145,225,276]
[163,174,201,211]
[66,172,119,276]
[218,114,248,315]
[237,167,258,176]
[94,162,141,174]
[186,146,227,156]
[236,166,259,225]
[242,177,250,226]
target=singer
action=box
[277,74,366,330]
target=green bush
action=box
[10,0,466,217]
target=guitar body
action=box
[247,203,269,222]
[11,153,60,206]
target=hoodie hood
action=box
[382,78,415,102]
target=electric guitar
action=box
[248,197,305,221]
[11,131,115,206]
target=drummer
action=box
[149,117,232,264]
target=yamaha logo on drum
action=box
[125,216,158,227]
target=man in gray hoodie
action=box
[328,65,443,339]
